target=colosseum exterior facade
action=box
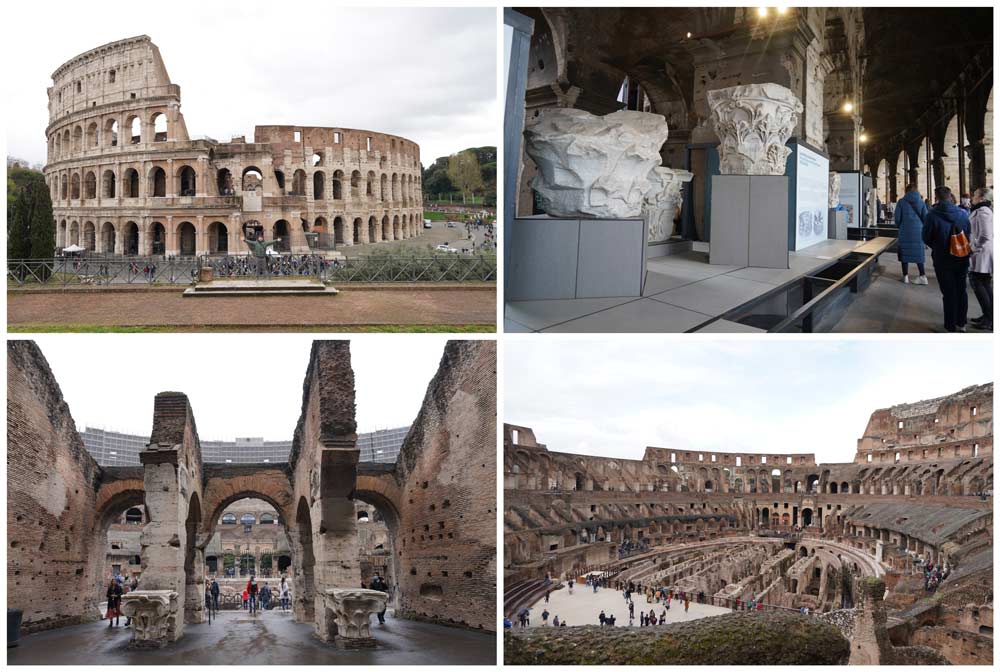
[44,36,424,257]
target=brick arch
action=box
[200,469,295,548]
[355,472,403,532]
[95,477,146,530]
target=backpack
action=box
[949,220,970,257]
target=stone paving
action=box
[7,610,495,665]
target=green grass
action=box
[8,324,496,333]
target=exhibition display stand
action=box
[709,175,789,269]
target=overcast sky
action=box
[4,4,496,167]
[30,335,456,440]
[505,339,993,465]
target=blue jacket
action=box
[922,201,971,268]
[894,191,927,263]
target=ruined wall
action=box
[394,340,497,631]
[7,341,102,632]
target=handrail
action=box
[769,252,879,332]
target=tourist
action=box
[684,597,690,613]
[106,578,123,628]
[518,607,530,627]
[370,573,390,623]
[608,614,616,626]
[599,610,607,626]
[503,617,513,629]
[960,193,973,213]
[568,581,573,595]
[260,583,272,611]
[279,577,290,611]
[541,608,550,625]
[894,183,929,285]
[242,587,249,611]
[923,185,973,332]
[210,577,220,614]
[553,615,560,627]
[968,187,993,331]
[628,601,634,619]
[648,608,656,625]
[544,589,550,603]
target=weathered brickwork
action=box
[7,341,102,632]
[504,383,992,664]
[44,36,424,257]
[394,340,497,631]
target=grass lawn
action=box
[8,324,495,333]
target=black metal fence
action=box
[8,254,497,287]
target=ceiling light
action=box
[777,7,788,14]
[686,32,692,38]
[859,133,868,143]
[757,7,769,17]
[843,101,854,113]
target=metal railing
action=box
[9,253,497,287]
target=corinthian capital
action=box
[708,83,803,176]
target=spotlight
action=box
[686,32,692,38]
[757,7,768,18]
[843,101,854,113]
[777,7,788,14]
[859,133,868,143]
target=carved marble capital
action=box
[324,588,388,648]
[708,83,803,176]
[524,108,670,218]
[829,172,841,208]
[642,167,694,243]
[121,590,178,647]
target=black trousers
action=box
[934,264,969,331]
[969,271,993,326]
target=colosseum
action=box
[504,383,993,665]
[44,35,424,257]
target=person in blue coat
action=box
[894,183,929,285]
[922,185,972,332]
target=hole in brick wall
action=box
[438,522,445,529]
[419,584,443,599]
[422,482,428,489]
[16,515,23,522]
[410,567,417,575]
[10,541,18,548]
[442,571,448,577]
[423,525,429,532]
[464,571,473,578]
[442,500,450,508]
[448,533,454,538]
[429,504,436,511]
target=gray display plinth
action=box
[828,208,848,240]
[508,216,646,300]
[709,175,789,269]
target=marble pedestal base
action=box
[507,216,647,300]
[828,209,848,240]
[709,175,789,269]
[322,588,388,649]
[121,590,178,648]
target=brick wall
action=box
[394,340,496,631]
[7,341,102,632]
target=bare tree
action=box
[447,150,483,204]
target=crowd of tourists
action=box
[916,559,950,593]
[891,184,993,332]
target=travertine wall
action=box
[7,341,102,632]
[394,340,497,631]
[44,36,423,256]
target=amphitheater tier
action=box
[42,36,424,256]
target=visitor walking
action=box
[541,608,550,625]
[599,610,607,626]
[894,183,929,285]
[105,578,123,628]
[210,577,220,615]
[370,573,390,624]
[969,187,993,331]
[279,577,290,611]
[247,575,259,614]
[684,597,690,613]
[242,588,249,610]
[923,185,972,331]
[260,584,272,611]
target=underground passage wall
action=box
[7,341,102,632]
[394,340,497,631]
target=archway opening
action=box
[178,222,196,256]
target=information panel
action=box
[793,143,830,251]
[838,172,862,228]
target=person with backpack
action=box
[923,185,972,331]
[210,577,220,615]
[894,183,929,285]
[246,574,260,614]
[968,187,993,331]
[370,573,390,624]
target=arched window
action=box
[152,112,167,142]
[222,513,237,524]
[291,169,306,195]
[351,170,362,198]
[179,166,197,196]
[332,170,343,199]
[240,513,255,526]
[124,169,140,198]
[125,508,143,524]
[84,172,96,199]
[70,173,81,200]
[86,122,98,147]
[102,170,116,198]
[128,116,141,144]
[313,171,325,199]
[150,167,166,197]
[259,513,275,524]
[105,119,119,147]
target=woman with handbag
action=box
[969,187,993,331]
[894,183,929,284]
[105,578,123,628]
[922,185,972,332]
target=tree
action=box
[7,167,55,265]
[424,169,454,196]
[447,150,483,204]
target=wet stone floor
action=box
[7,610,495,665]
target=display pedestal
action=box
[508,215,647,300]
[828,209,848,240]
[709,175,788,269]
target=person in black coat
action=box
[370,573,390,624]
[106,579,123,628]
[923,186,973,331]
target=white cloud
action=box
[4,4,497,167]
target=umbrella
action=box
[62,244,85,253]
[517,607,530,616]
[266,247,281,257]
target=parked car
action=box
[423,219,433,229]
[447,221,457,228]
[435,244,459,253]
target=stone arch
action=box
[942,114,963,195]
[332,170,344,200]
[368,216,378,243]
[392,173,400,201]
[392,215,401,239]
[102,169,116,198]
[72,125,83,152]
[292,170,307,196]
[178,165,197,196]
[149,222,166,255]
[57,220,67,248]
[273,220,291,251]
[380,173,388,202]
[366,171,377,197]
[177,222,196,256]
[149,167,167,197]
[351,170,362,199]
[151,112,167,142]
[100,222,116,254]
[70,172,80,200]
[124,221,140,255]
[208,221,228,254]
[183,491,203,622]
[333,216,346,244]
[382,215,391,241]
[294,497,316,621]
[84,171,97,199]
[60,174,68,200]
[105,118,119,147]
[123,168,140,198]
[313,170,325,200]
[242,166,264,192]
[86,121,98,148]
[353,217,363,244]
[69,221,80,245]
[217,168,234,196]
[127,115,142,144]
[876,159,888,207]
[83,222,96,251]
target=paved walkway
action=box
[522,585,730,628]
[7,610,495,665]
[8,286,495,331]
